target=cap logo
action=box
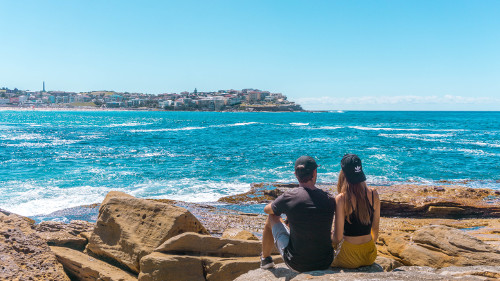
[354,166,362,173]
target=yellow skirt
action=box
[331,239,377,269]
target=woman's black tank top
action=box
[343,190,374,237]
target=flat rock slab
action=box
[155,232,279,257]
[139,252,283,281]
[51,246,137,281]
[235,263,499,280]
[0,209,70,281]
[384,225,500,267]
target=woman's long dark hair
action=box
[337,170,372,225]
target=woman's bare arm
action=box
[331,194,345,244]
[371,188,380,242]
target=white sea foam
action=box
[128,179,251,203]
[430,147,499,157]
[350,126,465,132]
[209,122,259,128]
[0,178,254,217]
[350,126,417,131]
[316,126,342,130]
[290,123,309,126]
[0,133,45,141]
[378,133,451,143]
[129,126,206,132]
[104,122,153,127]
[0,125,16,130]
[461,141,500,148]
[0,181,110,216]
[79,134,103,140]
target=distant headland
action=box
[0,85,304,112]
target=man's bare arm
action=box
[264,203,274,215]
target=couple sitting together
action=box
[261,154,380,272]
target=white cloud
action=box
[294,95,500,110]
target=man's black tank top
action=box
[343,189,374,237]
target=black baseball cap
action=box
[295,156,318,172]
[341,154,366,184]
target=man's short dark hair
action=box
[295,156,318,183]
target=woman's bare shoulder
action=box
[335,193,345,203]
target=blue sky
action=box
[1,0,499,110]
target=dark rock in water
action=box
[31,203,100,223]
[0,209,70,281]
[434,186,445,192]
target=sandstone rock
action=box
[203,256,272,281]
[51,246,137,281]
[220,183,500,218]
[426,206,465,217]
[155,232,278,257]
[221,228,258,241]
[386,225,500,267]
[435,265,500,280]
[375,256,403,272]
[86,191,208,273]
[234,263,494,280]
[138,232,282,281]
[139,252,282,281]
[138,253,204,281]
[35,220,94,250]
[0,209,70,281]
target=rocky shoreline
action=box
[2,183,500,280]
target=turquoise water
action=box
[1,111,499,218]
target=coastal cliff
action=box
[1,184,499,281]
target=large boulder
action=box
[0,209,70,281]
[139,232,282,281]
[386,225,500,267]
[51,246,137,281]
[35,220,94,250]
[86,191,208,273]
[234,263,499,280]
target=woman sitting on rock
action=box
[331,154,380,268]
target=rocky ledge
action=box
[1,184,500,281]
[219,183,500,218]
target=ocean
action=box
[1,110,499,221]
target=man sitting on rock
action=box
[261,156,336,272]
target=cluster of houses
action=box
[0,87,303,111]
